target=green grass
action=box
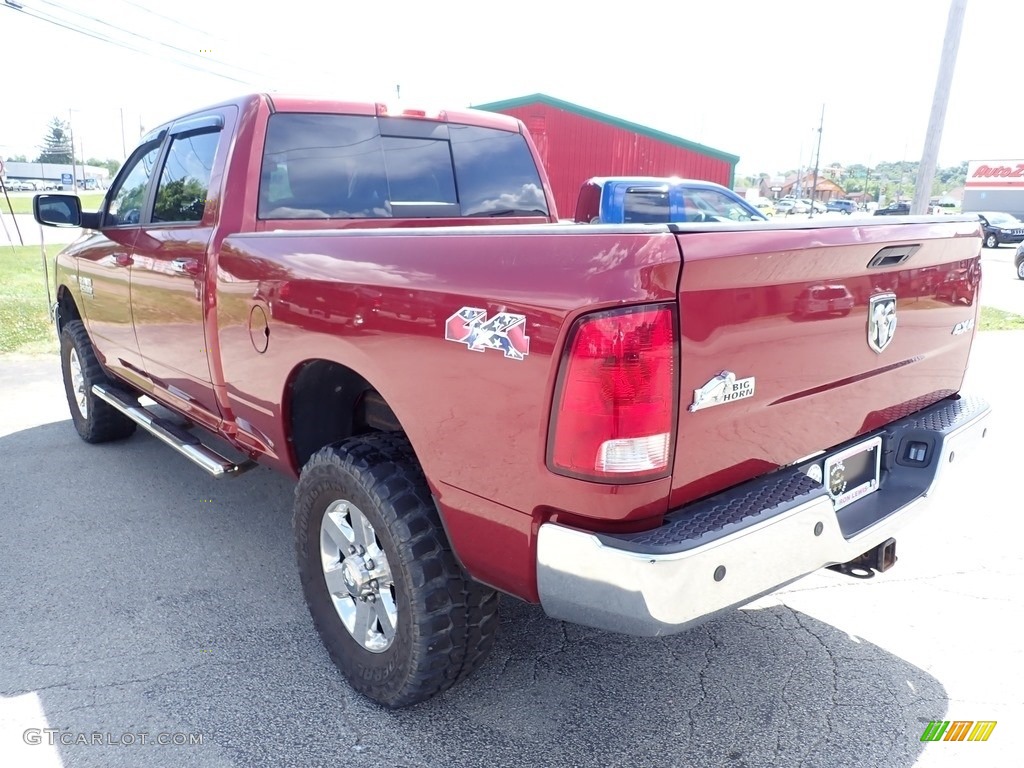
[978,305,1024,331]
[0,244,64,355]
[1,193,104,216]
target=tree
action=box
[153,177,208,221]
[4,154,27,162]
[86,157,122,177]
[36,118,73,164]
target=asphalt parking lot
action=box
[0,264,1021,768]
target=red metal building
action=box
[472,93,740,219]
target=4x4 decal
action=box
[444,307,530,361]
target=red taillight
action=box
[548,304,678,482]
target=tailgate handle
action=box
[868,244,920,268]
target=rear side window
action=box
[152,130,220,223]
[258,113,548,219]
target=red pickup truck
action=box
[33,93,991,709]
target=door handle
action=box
[113,252,133,267]
[171,258,200,276]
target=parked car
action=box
[794,284,855,317]
[874,202,911,216]
[974,211,1024,249]
[31,92,991,709]
[775,199,808,215]
[799,198,827,214]
[826,199,857,215]
[752,197,776,217]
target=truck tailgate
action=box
[669,217,982,506]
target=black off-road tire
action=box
[60,320,137,443]
[293,432,500,708]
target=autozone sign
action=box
[966,160,1024,187]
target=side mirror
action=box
[34,194,83,228]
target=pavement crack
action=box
[2,663,207,698]
[792,609,839,767]
[529,621,570,683]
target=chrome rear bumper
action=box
[537,394,991,636]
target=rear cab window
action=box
[623,189,671,223]
[258,114,549,220]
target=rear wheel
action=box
[293,433,500,708]
[60,321,137,443]
[1016,259,1024,280]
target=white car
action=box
[799,198,827,214]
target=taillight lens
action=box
[548,304,678,482]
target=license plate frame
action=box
[823,435,883,511]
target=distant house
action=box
[779,172,846,202]
[758,176,787,199]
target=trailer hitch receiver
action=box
[828,538,898,579]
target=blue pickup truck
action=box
[573,176,767,224]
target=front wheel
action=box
[984,233,998,249]
[293,433,499,708]
[1016,259,1024,280]
[60,321,137,443]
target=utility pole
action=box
[120,107,127,159]
[67,109,78,191]
[808,105,824,219]
[913,0,968,215]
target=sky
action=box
[1,0,1020,178]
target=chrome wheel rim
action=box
[69,349,88,418]
[320,499,397,653]
[1017,261,1024,279]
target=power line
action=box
[31,0,274,82]
[2,2,260,86]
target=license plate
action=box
[823,435,883,511]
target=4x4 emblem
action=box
[445,307,530,361]
[867,293,897,353]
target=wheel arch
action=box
[282,357,408,474]
[55,283,83,336]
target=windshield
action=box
[986,212,1020,227]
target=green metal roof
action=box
[471,93,740,166]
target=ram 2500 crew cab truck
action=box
[33,93,991,709]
